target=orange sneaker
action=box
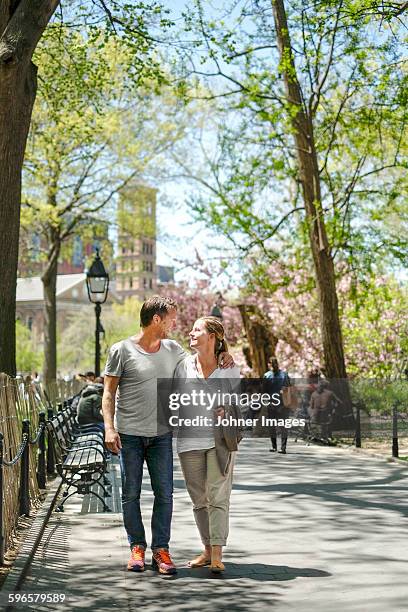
[151,548,177,575]
[127,545,145,572]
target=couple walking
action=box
[102,296,240,575]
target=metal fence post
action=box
[37,412,46,489]
[47,408,55,475]
[57,402,63,413]
[355,403,361,448]
[0,433,4,565]
[19,420,30,517]
[392,404,399,458]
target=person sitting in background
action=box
[0,371,8,389]
[31,371,41,384]
[77,376,104,431]
[24,374,42,403]
[77,371,96,384]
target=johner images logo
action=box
[157,379,307,431]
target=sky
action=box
[155,180,245,290]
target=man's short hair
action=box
[140,296,177,328]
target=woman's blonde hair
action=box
[197,316,228,359]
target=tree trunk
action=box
[0,1,60,376]
[272,0,354,424]
[0,59,37,376]
[41,243,60,386]
[272,0,347,379]
[239,304,278,377]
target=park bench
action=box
[46,404,111,512]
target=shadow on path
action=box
[151,563,331,582]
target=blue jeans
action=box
[119,431,173,550]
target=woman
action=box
[174,316,241,573]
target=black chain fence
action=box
[0,376,83,565]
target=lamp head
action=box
[86,248,109,304]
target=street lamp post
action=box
[86,249,109,377]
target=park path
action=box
[12,439,408,611]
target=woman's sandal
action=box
[210,560,225,573]
[188,553,211,568]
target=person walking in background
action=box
[174,317,241,574]
[264,357,290,454]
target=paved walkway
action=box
[15,439,408,611]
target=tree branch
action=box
[0,0,60,63]
[319,67,358,175]
[226,44,277,59]
[310,1,343,116]
[91,0,163,45]
[244,206,305,251]
[56,144,107,217]
[59,166,143,241]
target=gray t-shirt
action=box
[104,338,186,437]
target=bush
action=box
[350,378,408,415]
[16,320,42,373]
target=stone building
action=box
[16,274,121,348]
[115,184,157,300]
[18,223,112,278]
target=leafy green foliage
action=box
[165,0,408,378]
[342,277,408,378]
[57,298,143,374]
[56,0,173,86]
[176,1,408,275]
[20,25,191,378]
[22,26,191,261]
[16,321,42,374]
[350,379,408,415]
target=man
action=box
[309,379,341,440]
[102,296,233,575]
[264,357,290,454]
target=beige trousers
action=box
[179,447,235,546]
